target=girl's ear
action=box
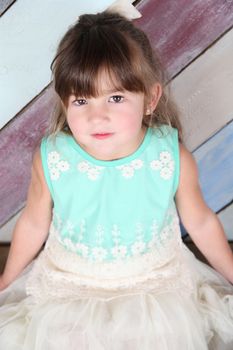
[146,83,162,114]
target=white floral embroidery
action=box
[75,243,89,258]
[57,160,70,172]
[63,238,76,253]
[111,224,128,259]
[111,245,127,259]
[160,167,173,180]
[150,160,161,170]
[131,241,146,255]
[48,151,70,180]
[112,225,121,245]
[121,165,134,178]
[50,168,60,181]
[131,223,146,256]
[148,220,159,249]
[87,167,101,180]
[96,225,104,245]
[52,208,178,262]
[77,161,103,181]
[150,151,174,180]
[116,158,143,178]
[77,161,90,173]
[92,247,108,262]
[48,151,60,164]
[160,151,172,164]
[131,159,143,169]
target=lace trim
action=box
[26,227,194,302]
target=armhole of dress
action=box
[172,128,180,195]
[40,137,55,200]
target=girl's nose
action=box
[88,104,109,123]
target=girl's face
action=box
[66,73,159,161]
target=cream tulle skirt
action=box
[0,240,233,350]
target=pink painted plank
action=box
[0,0,16,16]
[0,87,54,227]
[1,0,233,228]
[135,0,233,77]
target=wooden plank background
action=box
[135,0,233,77]
[0,0,232,241]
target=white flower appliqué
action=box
[77,161,103,181]
[92,247,108,262]
[150,151,174,180]
[48,151,70,180]
[116,159,143,179]
[111,224,127,259]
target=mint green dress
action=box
[0,126,233,350]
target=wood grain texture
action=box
[193,120,233,213]
[0,87,55,227]
[135,0,233,77]
[0,0,15,16]
[171,28,233,150]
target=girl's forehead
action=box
[95,70,123,93]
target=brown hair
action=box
[50,11,182,138]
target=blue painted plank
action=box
[193,120,233,212]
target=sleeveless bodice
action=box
[41,126,180,263]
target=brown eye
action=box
[109,95,124,103]
[73,99,87,106]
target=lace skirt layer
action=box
[0,239,233,350]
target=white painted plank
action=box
[170,28,233,151]
[218,204,233,241]
[0,0,115,129]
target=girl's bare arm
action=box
[176,144,233,283]
[0,149,52,290]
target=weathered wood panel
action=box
[0,0,15,16]
[135,0,233,77]
[171,28,233,150]
[193,120,233,212]
[0,87,54,227]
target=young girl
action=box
[0,7,233,350]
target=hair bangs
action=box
[53,25,147,105]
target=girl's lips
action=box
[91,133,114,140]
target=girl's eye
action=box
[73,99,87,106]
[109,95,124,103]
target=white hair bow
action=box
[107,0,142,20]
